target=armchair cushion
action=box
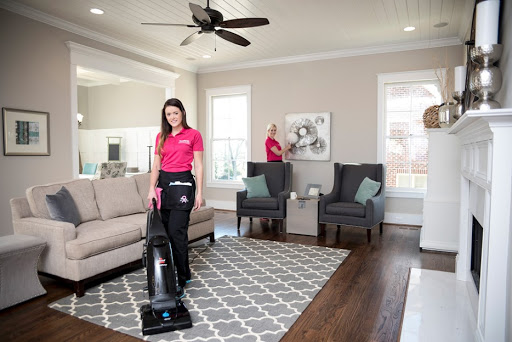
[242,197,279,210]
[354,177,381,205]
[242,174,271,198]
[45,186,81,227]
[326,202,365,218]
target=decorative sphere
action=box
[287,132,299,144]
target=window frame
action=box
[377,69,443,198]
[206,85,252,189]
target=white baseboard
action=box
[384,212,423,226]
[419,239,458,252]
[207,199,236,211]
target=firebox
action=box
[470,216,483,292]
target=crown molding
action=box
[197,37,463,74]
[0,0,198,73]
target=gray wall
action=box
[0,9,197,236]
[197,45,463,220]
[78,82,164,130]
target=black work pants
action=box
[158,170,195,287]
[160,208,192,287]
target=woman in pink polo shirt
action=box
[148,98,204,297]
[265,123,291,162]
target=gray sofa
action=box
[10,173,214,297]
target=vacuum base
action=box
[140,301,193,335]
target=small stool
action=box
[0,235,47,310]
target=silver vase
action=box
[439,102,455,128]
[452,91,465,121]
[469,44,503,110]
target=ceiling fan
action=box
[141,0,269,47]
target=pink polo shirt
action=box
[155,128,204,172]
[265,137,283,162]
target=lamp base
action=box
[471,99,501,111]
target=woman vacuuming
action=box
[148,98,204,298]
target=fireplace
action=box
[450,108,512,342]
[470,216,483,292]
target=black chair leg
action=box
[367,229,371,243]
[337,225,341,230]
[249,217,253,222]
[380,222,383,235]
[237,217,241,230]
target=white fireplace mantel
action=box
[448,108,512,342]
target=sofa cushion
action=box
[133,173,151,209]
[26,179,100,223]
[326,202,365,218]
[92,177,146,220]
[45,186,81,227]
[242,197,279,210]
[109,213,147,238]
[66,220,141,260]
[189,206,215,226]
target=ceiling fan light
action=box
[90,8,104,15]
[403,26,415,32]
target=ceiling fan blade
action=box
[219,18,269,29]
[180,31,203,46]
[215,29,250,47]
[189,3,211,24]
[141,23,198,27]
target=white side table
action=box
[286,198,319,236]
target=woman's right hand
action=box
[147,187,157,204]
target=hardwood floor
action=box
[0,210,455,342]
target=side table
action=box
[286,198,319,236]
[0,234,47,310]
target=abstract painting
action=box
[2,108,50,156]
[284,112,331,161]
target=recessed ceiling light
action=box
[403,26,415,32]
[433,22,448,28]
[202,55,211,59]
[90,8,104,15]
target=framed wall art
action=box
[2,107,50,156]
[284,112,331,161]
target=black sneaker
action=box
[176,285,185,299]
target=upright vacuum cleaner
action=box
[140,199,193,335]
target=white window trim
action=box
[377,69,443,199]
[206,85,252,189]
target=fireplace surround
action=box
[448,108,512,342]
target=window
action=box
[206,85,251,188]
[377,70,442,198]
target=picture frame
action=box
[304,183,322,198]
[2,107,50,156]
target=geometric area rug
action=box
[49,236,350,342]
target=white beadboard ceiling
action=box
[1,0,475,73]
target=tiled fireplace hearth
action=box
[448,108,512,342]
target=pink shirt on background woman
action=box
[265,137,283,162]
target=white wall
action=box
[197,45,463,224]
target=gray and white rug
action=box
[50,236,349,342]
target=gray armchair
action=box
[319,163,385,242]
[237,162,293,232]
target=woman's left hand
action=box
[194,193,203,211]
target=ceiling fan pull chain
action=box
[215,34,217,52]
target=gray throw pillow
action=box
[45,186,81,227]
[242,174,271,198]
[354,177,381,205]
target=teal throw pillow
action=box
[242,174,271,198]
[354,177,381,205]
